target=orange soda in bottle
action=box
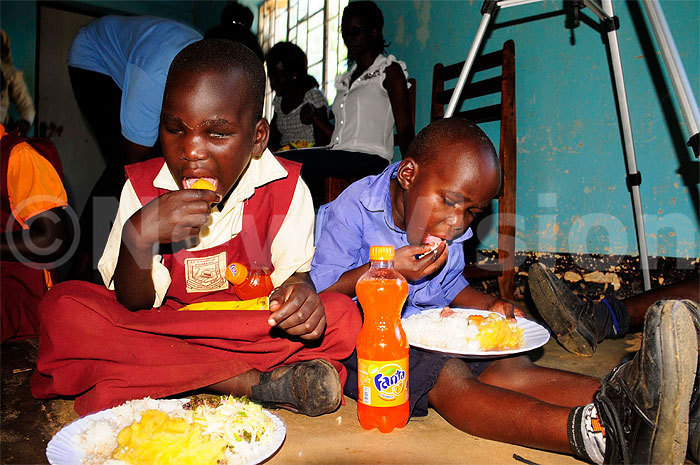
[225,262,274,300]
[355,245,409,432]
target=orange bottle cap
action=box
[369,245,395,261]
[226,262,248,285]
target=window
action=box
[258,0,349,118]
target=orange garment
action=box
[2,124,67,227]
[1,124,68,341]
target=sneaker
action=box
[594,300,697,464]
[251,359,342,417]
[684,299,700,463]
[528,263,598,356]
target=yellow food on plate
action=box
[190,179,216,191]
[177,297,269,311]
[112,409,226,465]
[470,313,524,351]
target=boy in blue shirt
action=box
[312,118,698,463]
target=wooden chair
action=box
[323,77,417,204]
[430,40,516,301]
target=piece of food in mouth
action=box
[416,235,443,259]
[185,178,217,191]
[423,234,442,247]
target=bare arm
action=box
[323,242,449,297]
[383,62,415,157]
[451,286,526,319]
[1,207,71,263]
[300,104,333,145]
[323,263,370,298]
[122,137,154,165]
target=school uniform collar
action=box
[152,148,288,213]
[358,162,473,243]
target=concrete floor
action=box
[2,322,647,465]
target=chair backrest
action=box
[430,40,516,301]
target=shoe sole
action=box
[253,359,342,417]
[682,299,700,463]
[528,264,596,356]
[646,300,697,464]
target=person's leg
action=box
[429,299,697,464]
[623,277,699,327]
[529,262,699,355]
[477,355,600,407]
[428,357,575,453]
[594,299,697,464]
[67,67,125,283]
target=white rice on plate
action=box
[402,310,482,352]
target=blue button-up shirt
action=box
[311,163,472,318]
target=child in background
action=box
[265,42,330,152]
[31,40,361,417]
[0,121,70,342]
[311,118,698,464]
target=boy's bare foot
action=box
[595,300,697,464]
[528,263,599,356]
[251,359,341,417]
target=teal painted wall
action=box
[2,0,697,259]
[378,0,698,260]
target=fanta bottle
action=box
[355,245,409,432]
[225,262,274,300]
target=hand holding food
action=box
[394,241,448,282]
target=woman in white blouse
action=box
[278,1,414,185]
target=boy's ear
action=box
[251,118,270,160]
[395,158,419,191]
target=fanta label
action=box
[357,357,408,407]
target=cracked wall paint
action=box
[377,0,698,258]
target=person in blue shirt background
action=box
[311,117,698,464]
[66,15,202,282]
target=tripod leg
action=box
[445,4,495,117]
[600,0,652,290]
[641,0,700,158]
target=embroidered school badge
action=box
[184,252,228,293]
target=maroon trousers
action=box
[31,281,361,415]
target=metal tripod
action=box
[446,0,700,291]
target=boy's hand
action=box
[486,298,526,320]
[126,189,218,249]
[394,241,448,282]
[268,282,326,340]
